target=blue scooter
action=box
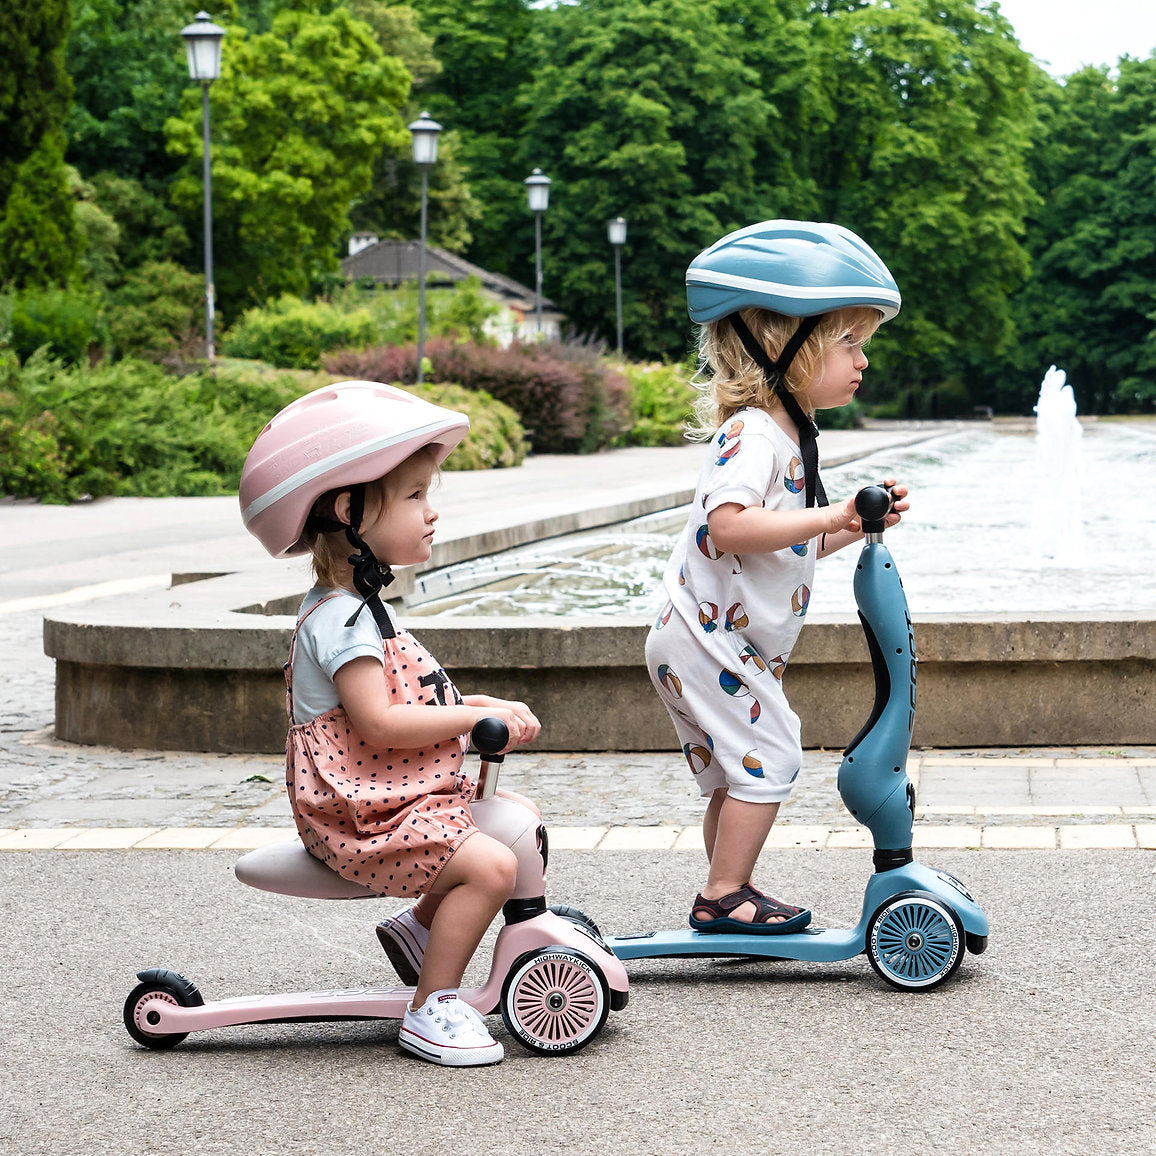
[565,485,988,991]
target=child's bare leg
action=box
[409,793,538,932]
[702,788,726,861]
[412,833,517,1007]
[410,892,442,929]
[700,791,783,923]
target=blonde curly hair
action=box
[687,305,882,439]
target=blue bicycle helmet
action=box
[686,220,901,324]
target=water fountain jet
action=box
[1032,365,1084,566]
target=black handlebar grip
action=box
[855,485,894,534]
[471,716,509,758]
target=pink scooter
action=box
[123,720,629,1057]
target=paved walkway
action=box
[2,425,1153,853]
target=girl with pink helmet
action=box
[240,380,541,1067]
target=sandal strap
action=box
[744,883,806,919]
[691,884,805,925]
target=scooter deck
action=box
[606,926,864,963]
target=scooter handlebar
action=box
[855,484,894,534]
[471,716,510,760]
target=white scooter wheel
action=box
[866,892,964,992]
[500,946,610,1055]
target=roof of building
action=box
[341,240,557,312]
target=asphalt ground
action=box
[1,431,1153,1153]
[4,848,1153,1154]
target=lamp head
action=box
[181,11,225,82]
[524,168,551,213]
[407,111,443,167]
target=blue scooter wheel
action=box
[866,893,964,992]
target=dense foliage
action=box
[165,7,413,317]
[995,59,1156,413]
[324,338,630,453]
[0,0,1152,429]
[0,0,80,287]
[223,279,501,368]
[0,356,527,501]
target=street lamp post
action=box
[408,111,442,385]
[180,11,225,363]
[607,216,627,357]
[524,168,551,334]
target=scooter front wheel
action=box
[548,903,602,939]
[123,968,204,1049]
[866,893,964,992]
[500,946,609,1055]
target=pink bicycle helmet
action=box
[240,380,470,558]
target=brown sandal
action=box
[689,884,811,935]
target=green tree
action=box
[86,172,189,276]
[818,0,1038,406]
[0,0,80,288]
[404,0,536,276]
[1004,57,1156,413]
[0,131,81,289]
[164,6,412,319]
[1,0,73,205]
[71,167,122,289]
[518,0,778,357]
[65,0,192,193]
[341,1,481,252]
[717,0,836,223]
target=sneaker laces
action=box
[426,996,483,1040]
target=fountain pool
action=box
[405,423,1156,618]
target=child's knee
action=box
[492,841,519,894]
[468,834,518,896]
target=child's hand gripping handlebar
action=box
[855,484,896,538]
[471,717,509,800]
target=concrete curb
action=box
[2,822,1153,852]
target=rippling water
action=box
[407,424,1156,617]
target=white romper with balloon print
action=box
[645,406,817,803]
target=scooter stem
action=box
[837,486,917,869]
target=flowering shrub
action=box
[324,339,629,453]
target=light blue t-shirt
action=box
[290,586,387,724]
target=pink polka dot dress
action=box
[284,597,477,895]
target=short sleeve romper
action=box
[644,408,818,804]
[284,589,478,895]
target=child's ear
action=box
[332,490,352,525]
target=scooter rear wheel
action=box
[866,893,964,992]
[500,946,609,1055]
[123,968,204,1049]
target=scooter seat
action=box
[234,797,544,901]
[235,840,382,900]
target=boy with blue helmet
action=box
[647,220,909,934]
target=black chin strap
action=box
[305,483,397,638]
[727,313,828,508]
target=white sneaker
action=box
[399,990,504,1067]
[375,906,427,986]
